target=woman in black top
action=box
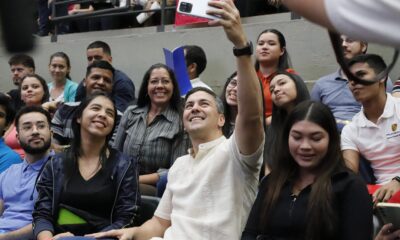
[242,101,373,240]
[33,93,140,239]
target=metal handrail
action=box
[50,0,174,42]
[49,1,295,42]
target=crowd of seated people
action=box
[311,35,393,133]
[341,54,400,203]
[1,0,400,239]
[36,0,176,36]
[50,60,119,147]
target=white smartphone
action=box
[177,0,221,20]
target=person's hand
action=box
[52,232,74,240]
[51,142,69,153]
[42,101,61,112]
[166,0,175,6]
[373,180,400,204]
[68,9,77,15]
[207,0,248,48]
[375,223,400,240]
[144,0,154,10]
[86,228,136,240]
[265,116,272,126]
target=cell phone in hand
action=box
[177,0,221,20]
[376,202,400,230]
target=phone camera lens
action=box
[179,2,192,13]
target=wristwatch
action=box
[392,176,400,183]
[233,41,253,57]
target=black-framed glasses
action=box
[329,31,399,86]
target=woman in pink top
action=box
[4,74,49,158]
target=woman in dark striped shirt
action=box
[113,63,187,196]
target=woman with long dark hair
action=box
[4,74,50,159]
[255,29,295,123]
[33,93,139,239]
[113,63,187,196]
[242,101,372,240]
[264,71,309,174]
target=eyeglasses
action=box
[329,31,399,86]
[228,79,237,87]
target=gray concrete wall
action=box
[1,13,399,95]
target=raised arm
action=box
[208,0,264,155]
[282,0,400,48]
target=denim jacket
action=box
[32,148,140,237]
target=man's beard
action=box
[20,138,51,155]
[13,78,21,86]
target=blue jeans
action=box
[156,174,168,197]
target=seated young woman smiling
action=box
[33,93,140,239]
